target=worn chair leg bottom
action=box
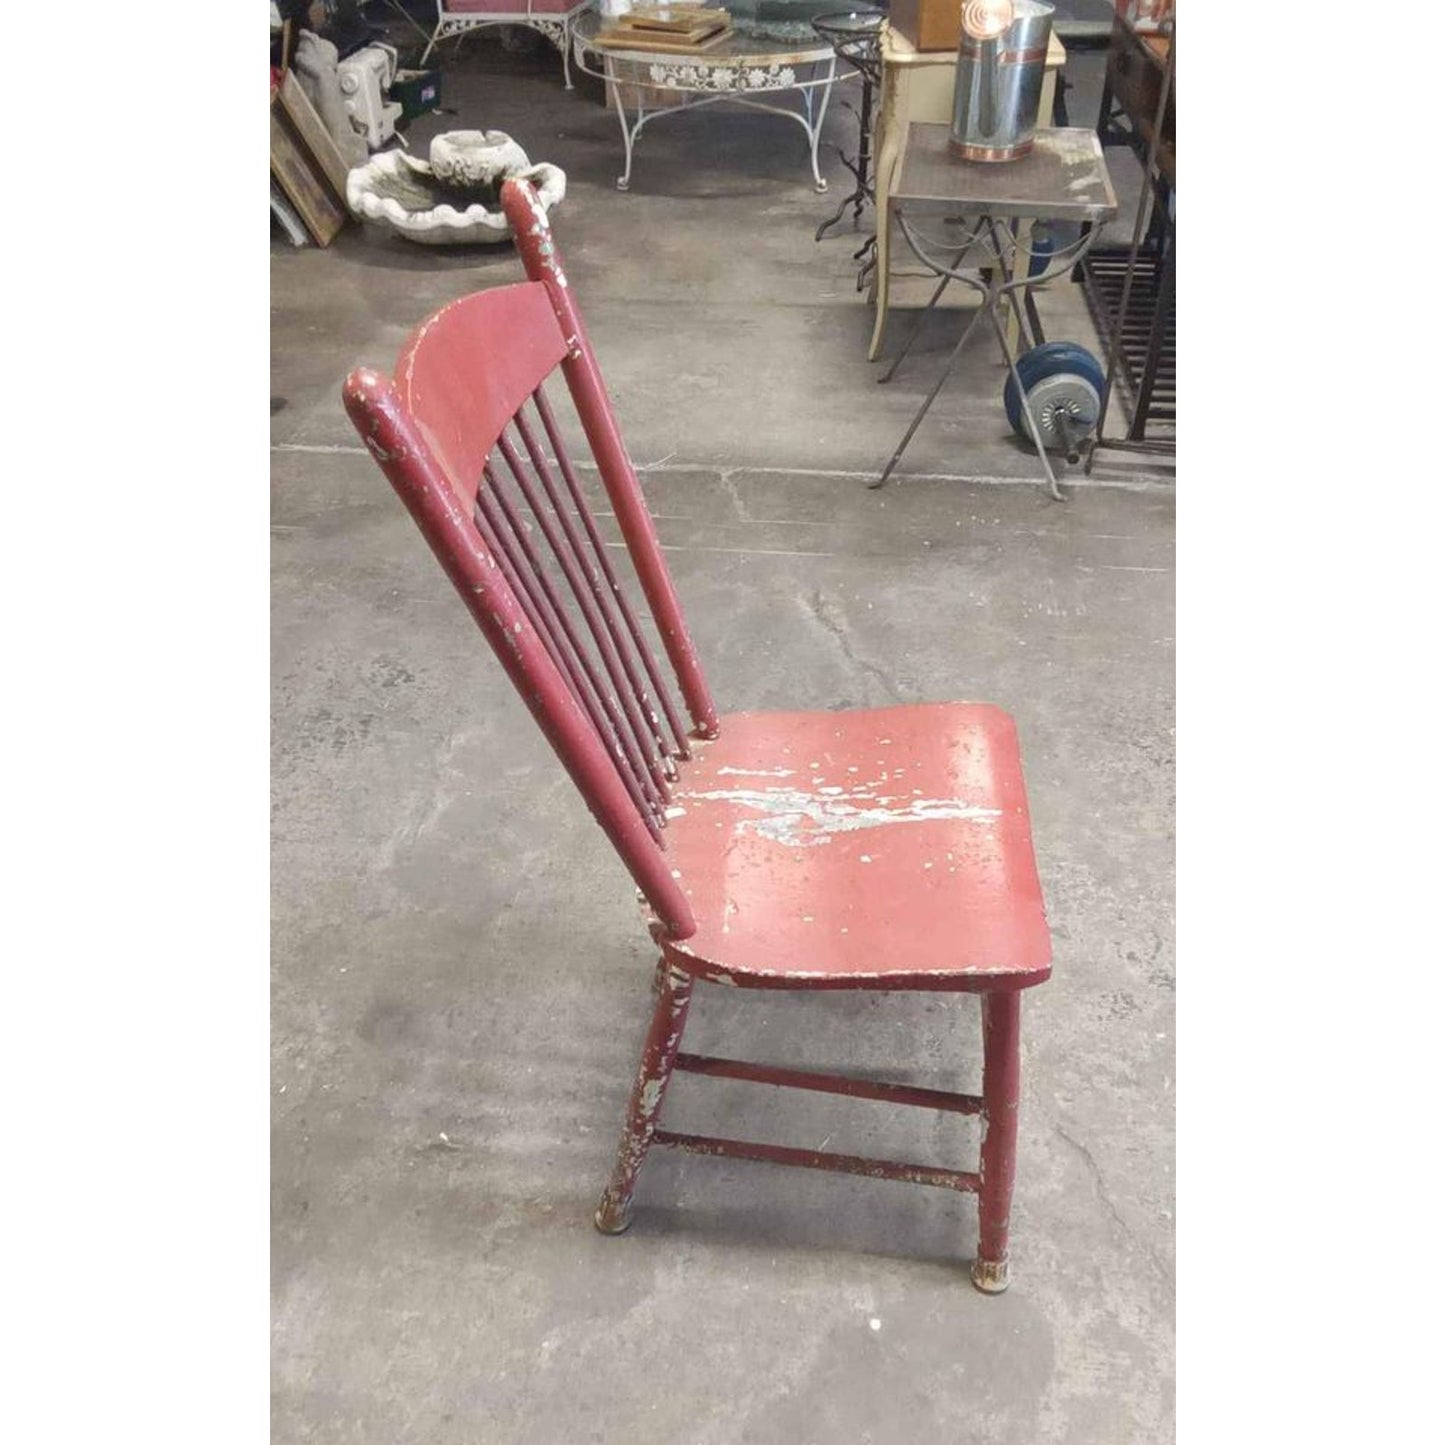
[975,991,1021,1295]
[593,1201,633,1235]
[971,1257,1011,1294]
[597,978,1028,1291]
[594,960,696,1237]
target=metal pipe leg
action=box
[870,292,992,488]
[973,990,1021,1293]
[815,181,854,242]
[878,224,985,383]
[807,60,836,193]
[877,268,957,385]
[1023,286,1046,349]
[984,303,1066,501]
[987,218,1033,352]
[615,88,638,191]
[853,75,873,222]
[595,960,696,1234]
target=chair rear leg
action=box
[973,990,1022,1294]
[595,959,695,1234]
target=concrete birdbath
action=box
[346,130,566,245]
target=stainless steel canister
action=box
[950,1,1056,162]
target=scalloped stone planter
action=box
[346,130,566,245]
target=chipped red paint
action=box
[469,466,665,839]
[341,368,695,937]
[530,385,694,762]
[503,178,719,741]
[487,439,668,814]
[594,960,694,1234]
[344,181,1052,1292]
[503,413,674,795]
[674,1053,984,1115]
[653,1132,982,1194]
[394,284,569,509]
[974,991,1022,1292]
[654,703,1051,991]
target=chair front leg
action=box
[973,989,1022,1294]
[595,959,695,1234]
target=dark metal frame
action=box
[1081,19,1175,465]
[873,211,1105,499]
[812,8,887,266]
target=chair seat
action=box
[655,703,1052,990]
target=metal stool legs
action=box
[872,212,1102,498]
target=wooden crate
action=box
[269,71,351,247]
[888,0,967,52]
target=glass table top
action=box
[575,3,838,62]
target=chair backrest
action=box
[343,178,717,941]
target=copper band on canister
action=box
[948,138,1036,162]
[957,42,1049,65]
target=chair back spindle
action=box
[342,178,717,940]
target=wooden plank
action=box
[275,70,351,204]
[593,24,732,53]
[612,19,723,43]
[270,102,346,247]
[617,4,724,15]
[616,8,728,34]
[271,179,310,247]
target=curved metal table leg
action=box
[610,62,637,191]
[869,294,991,490]
[591,52,839,195]
[815,177,854,240]
[808,59,836,193]
[878,222,985,384]
[984,304,1066,502]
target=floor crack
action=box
[801,588,903,704]
[717,467,750,523]
[1055,1123,1174,1293]
[1055,1124,1131,1236]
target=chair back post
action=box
[502,178,720,744]
[343,365,699,941]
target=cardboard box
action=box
[889,0,965,52]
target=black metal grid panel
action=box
[1080,245,1175,438]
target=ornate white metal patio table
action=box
[572,10,841,192]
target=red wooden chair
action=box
[343,178,1052,1293]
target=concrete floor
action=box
[273,36,1174,1444]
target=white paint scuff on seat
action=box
[681,784,1002,847]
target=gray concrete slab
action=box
[273,38,1173,1445]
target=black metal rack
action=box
[1081,236,1174,439]
[1081,14,1175,464]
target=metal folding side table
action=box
[872,124,1117,500]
